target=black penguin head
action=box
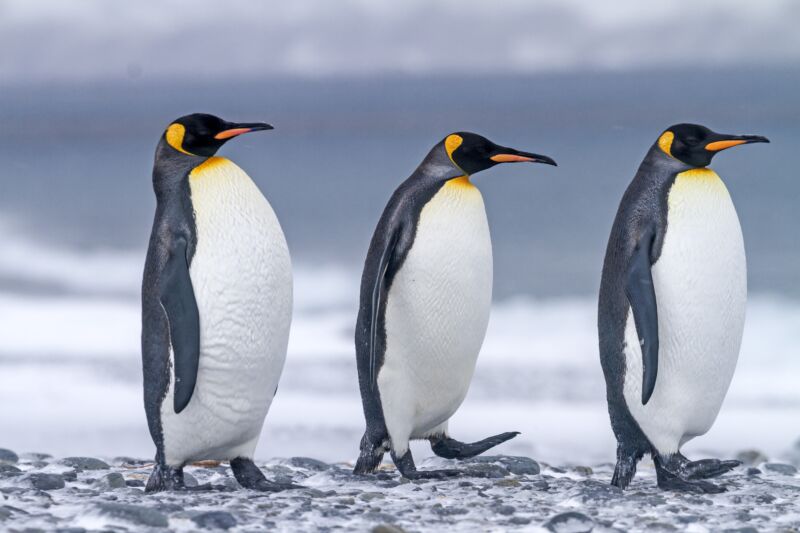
[163,113,273,157]
[444,132,556,176]
[657,123,769,168]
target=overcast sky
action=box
[1,0,799,82]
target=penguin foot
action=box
[353,431,387,474]
[144,463,185,493]
[611,444,644,489]
[391,448,461,480]
[430,431,520,460]
[654,454,727,493]
[231,457,302,492]
[656,469,726,494]
[678,457,742,480]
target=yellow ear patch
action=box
[658,131,674,157]
[445,134,463,159]
[165,123,193,155]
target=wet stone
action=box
[431,503,469,516]
[763,463,797,475]
[287,457,330,471]
[363,511,398,523]
[97,473,126,490]
[96,502,169,528]
[494,504,516,515]
[572,466,593,476]
[27,473,65,491]
[510,516,532,525]
[192,510,237,530]
[0,449,19,464]
[465,463,510,479]
[60,457,110,471]
[736,449,768,466]
[0,464,21,474]
[372,525,406,533]
[576,479,623,502]
[358,492,385,501]
[544,511,594,533]
[473,456,541,476]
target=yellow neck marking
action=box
[658,131,674,158]
[189,156,228,180]
[166,123,193,155]
[669,168,726,210]
[445,175,475,190]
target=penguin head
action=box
[656,123,769,168]
[444,132,557,176]
[163,113,273,157]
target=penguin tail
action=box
[353,431,386,474]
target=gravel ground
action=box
[1,448,799,532]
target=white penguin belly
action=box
[161,157,292,466]
[378,178,493,454]
[623,168,746,455]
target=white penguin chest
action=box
[623,168,746,454]
[160,157,292,464]
[379,178,493,437]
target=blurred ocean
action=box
[0,70,798,464]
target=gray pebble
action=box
[26,473,65,491]
[0,464,21,474]
[97,473,126,490]
[372,525,406,533]
[288,457,330,471]
[95,502,168,527]
[183,471,199,487]
[359,492,385,501]
[125,479,145,487]
[544,511,594,533]
[472,455,541,475]
[572,466,593,476]
[763,463,797,475]
[60,457,110,471]
[735,449,768,466]
[465,463,510,479]
[0,449,19,464]
[494,504,516,515]
[192,510,237,530]
[363,511,398,523]
[510,516,532,525]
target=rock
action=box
[287,457,330,471]
[125,479,145,487]
[494,504,516,516]
[61,457,110,471]
[372,525,406,533]
[465,463,510,478]
[735,449,768,466]
[763,463,797,475]
[192,511,237,530]
[510,516,532,525]
[183,472,199,487]
[431,503,468,516]
[96,502,168,528]
[576,479,624,502]
[97,472,126,490]
[543,511,594,533]
[494,478,521,488]
[27,473,65,491]
[363,511,398,523]
[472,455,540,475]
[572,466,593,476]
[55,529,86,533]
[0,464,21,474]
[358,492,385,501]
[0,449,19,464]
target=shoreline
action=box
[1,449,799,531]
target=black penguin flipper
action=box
[625,223,659,405]
[159,234,201,414]
[368,231,399,388]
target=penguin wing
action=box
[159,234,200,414]
[625,223,659,405]
[367,229,400,388]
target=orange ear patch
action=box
[658,131,674,157]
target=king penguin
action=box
[354,132,556,479]
[142,113,293,492]
[598,123,769,493]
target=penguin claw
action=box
[683,459,742,480]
